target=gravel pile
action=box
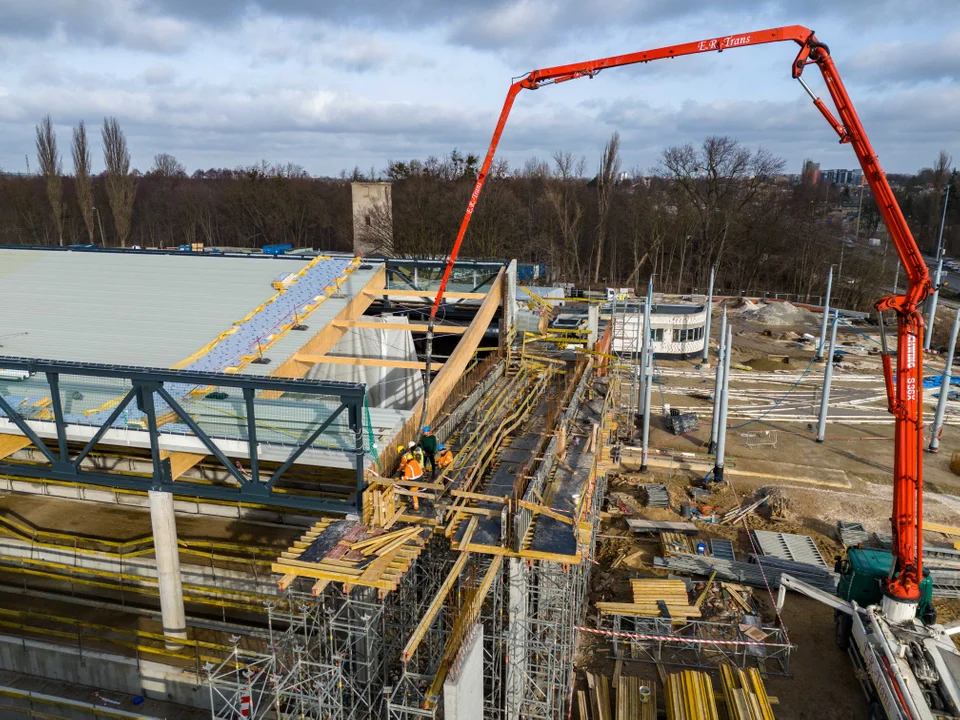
[742,301,818,326]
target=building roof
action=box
[0,248,315,367]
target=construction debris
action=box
[720,496,768,525]
[654,553,839,594]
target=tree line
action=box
[1,117,957,312]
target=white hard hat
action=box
[408,441,416,448]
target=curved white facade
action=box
[607,303,707,358]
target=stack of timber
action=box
[586,672,612,720]
[271,521,429,596]
[665,670,719,720]
[719,664,776,720]
[617,676,656,720]
[720,496,768,525]
[596,579,700,618]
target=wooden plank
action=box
[0,434,32,460]
[457,517,479,550]
[450,490,509,503]
[401,551,471,661]
[366,289,488,300]
[517,499,575,526]
[293,355,444,371]
[407,269,505,431]
[595,602,701,618]
[159,451,207,480]
[337,321,468,334]
[926,522,960,538]
[311,579,329,596]
[262,264,385,398]
[277,572,297,591]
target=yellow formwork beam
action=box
[0,434,32,460]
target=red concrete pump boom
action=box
[427,26,932,608]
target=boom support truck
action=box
[422,25,960,719]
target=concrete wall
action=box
[351,181,393,256]
[0,634,209,710]
[443,623,483,720]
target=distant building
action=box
[821,168,863,186]
[351,181,393,256]
[801,159,821,185]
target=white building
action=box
[606,302,707,359]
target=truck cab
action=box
[837,547,936,625]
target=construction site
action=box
[1,23,959,720]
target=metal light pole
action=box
[929,307,960,453]
[712,325,733,481]
[637,278,652,414]
[893,259,900,294]
[936,184,951,258]
[92,207,107,246]
[816,312,840,442]
[640,317,653,472]
[925,250,944,351]
[817,265,834,361]
[702,265,714,363]
[709,309,728,454]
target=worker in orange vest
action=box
[397,446,424,510]
[436,444,454,471]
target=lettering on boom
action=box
[466,180,483,215]
[698,35,752,52]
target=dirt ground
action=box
[577,308,960,719]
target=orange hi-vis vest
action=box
[436,450,454,469]
[402,457,424,481]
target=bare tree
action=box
[35,115,63,246]
[593,131,621,285]
[71,121,95,243]
[101,117,137,247]
[150,152,186,178]
[661,136,784,283]
[546,151,587,282]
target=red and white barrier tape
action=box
[576,626,793,648]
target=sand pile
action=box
[742,301,818,326]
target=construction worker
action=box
[436,444,454,471]
[408,440,424,468]
[420,426,437,474]
[401,450,424,510]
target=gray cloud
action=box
[845,30,960,84]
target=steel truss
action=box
[602,615,792,675]
[0,356,366,513]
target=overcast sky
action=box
[0,0,957,177]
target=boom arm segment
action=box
[427,25,931,607]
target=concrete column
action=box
[701,266,714,362]
[930,307,960,452]
[816,312,840,443]
[640,319,653,472]
[816,266,833,361]
[586,305,599,347]
[712,325,733,481]
[148,490,187,649]
[505,558,528,720]
[925,251,944,352]
[709,310,728,454]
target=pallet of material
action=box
[719,664,776,720]
[631,578,690,604]
[617,676,656,720]
[627,519,698,535]
[596,602,701,618]
[665,670,719,720]
[661,532,693,555]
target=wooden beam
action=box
[365,289,487,300]
[262,265,386,398]
[293,354,444,371]
[159,451,207,480]
[450,490,509,504]
[410,269,505,429]
[401,549,472,661]
[337,321,468,334]
[0,434,32,461]
[517,499,575,526]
